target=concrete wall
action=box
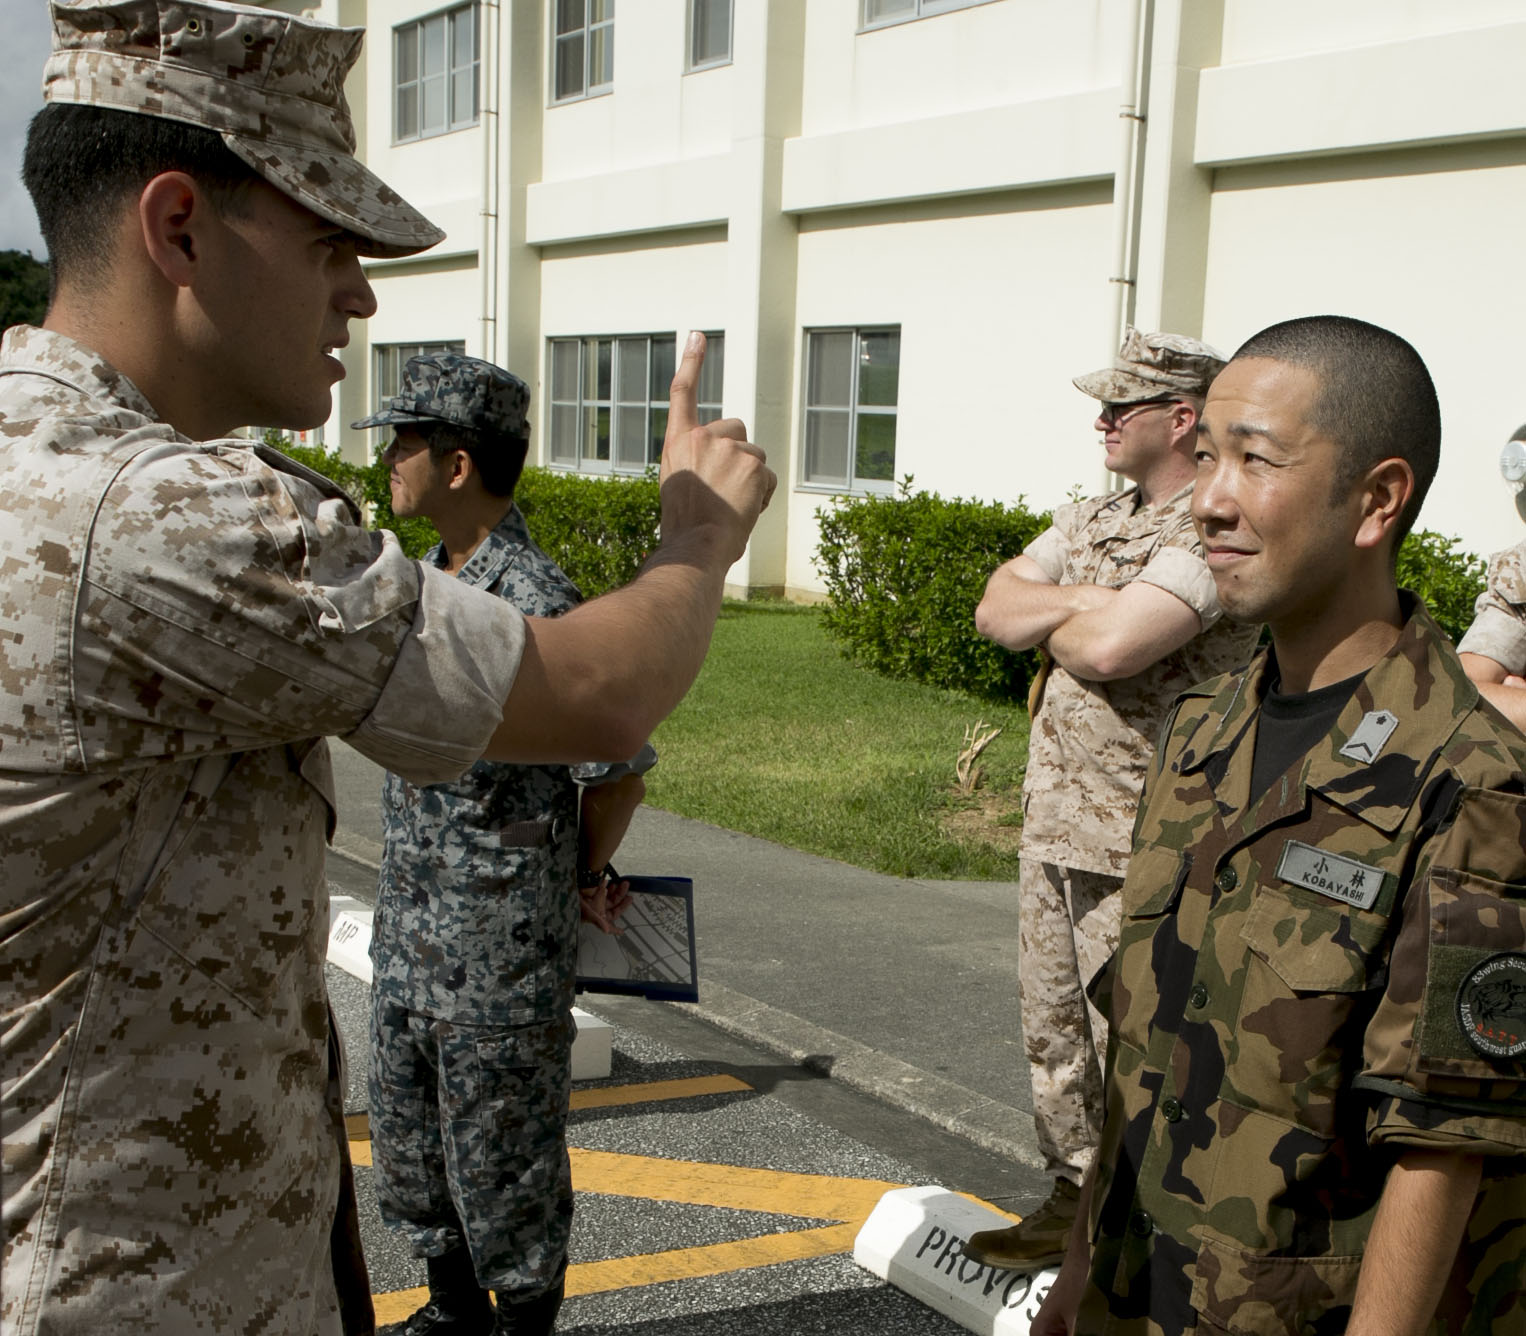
[326,0,1526,592]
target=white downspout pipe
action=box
[479,0,500,365]
[1108,0,1147,348]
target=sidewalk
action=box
[328,741,1039,1168]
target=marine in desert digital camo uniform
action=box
[1458,423,1526,734]
[967,329,1260,1271]
[360,356,654,1336]
[1035,317,1526,1336]
[0,3,771,1332]
[0,6,478,1332]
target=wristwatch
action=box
[577,861,618,890]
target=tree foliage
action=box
[264,431,659,596]
[0,250,49,332]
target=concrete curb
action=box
[672,980,1043,1171]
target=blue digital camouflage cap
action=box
[352,354,530,441]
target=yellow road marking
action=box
[374,1286,429,1323]
[361,1075,919,1308]
[571,1073,751,1110]
[569,1148,902,1220]
[566,1224,862,1297]
[347,1074,751,1167]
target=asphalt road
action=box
[324,737,1052,1330]
[328,854,1047,1332]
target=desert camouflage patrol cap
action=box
[1073,326,1226,404]
[353,354,531,442]
[42,0,445,258]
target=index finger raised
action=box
[665,329,706,447]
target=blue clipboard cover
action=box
[575,875,698,1003]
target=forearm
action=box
[1046,581,1204,683]
[1047,605,1129,680]
[484,527,729,763]
[974,571,1114,651]
[580,772,646,871]
[1346,1151,1482,1336]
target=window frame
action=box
[858,0,999,33]
[392,3,480,144]
[798,325,900,496]
[547,332,724,475]
[372,340,469,416]
[685,0,734,73]
[550,0,615,105]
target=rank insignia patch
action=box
[1338,709,1399,765]
[1455,953,1526,1061]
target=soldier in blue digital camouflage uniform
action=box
[356,355,655,1336]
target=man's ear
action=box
[139,172,205,288]
[1170,400,1199,443]
[1354,457,1416,552]
[448,449,475,490]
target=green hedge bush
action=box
[513,468,661,598]
[1396,529,1486,644]
[265,433,659,597]
[815,479,1051,704]
[815,480,1489,704]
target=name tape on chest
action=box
[1275,841,1384,911]
[1337,710,1399,765]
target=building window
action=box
[549,333,724,472]
[394,4,480,142]
[552,0,614,103]
[802,327,899,491]
[687,0,732,71]
[860,0,996,31]
[373,341,468,413]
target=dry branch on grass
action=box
[956,720,1003,794]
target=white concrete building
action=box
[286,0,1526,597]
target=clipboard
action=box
[575,875,698,1003]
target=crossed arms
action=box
[974,553,1204,682]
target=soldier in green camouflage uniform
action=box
[1036,317,1526,1336]
[969,330,1259,1271]
[359,357,654,1336]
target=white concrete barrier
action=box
[569,1008,613,1080]
[854,1186,1058,1334]
[328,909,374,984]
[325,907,614,1080]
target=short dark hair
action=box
[1231,315,1440,548]
[23,103,260,295]
[425,423,529,499]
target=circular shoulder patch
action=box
[1455,953,1526,1061]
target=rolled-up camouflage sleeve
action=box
[1021,502,1078,582]
[1132,510,1223,627]
[1456,541,1526,673]
[72,442,521,787]
[1357,785,1526,1156]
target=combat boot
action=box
[492,1271,565,1336]
[961,1178,1080,1271]
[380,1247,496,1336]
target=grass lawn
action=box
[643,601,1027,880]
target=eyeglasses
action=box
[1098,398,1178,429]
